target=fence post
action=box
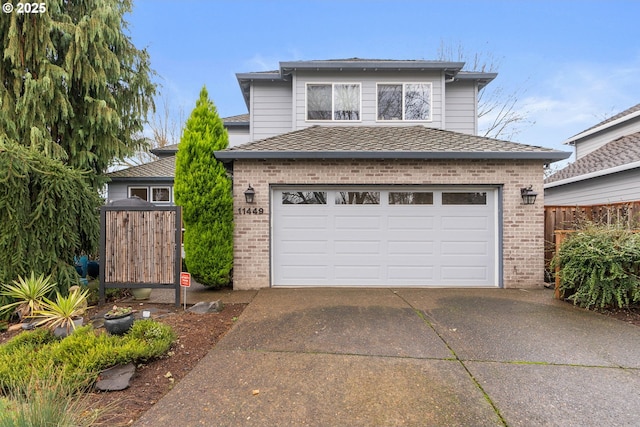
[553,230,572,299]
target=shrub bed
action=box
[553,226,640,309]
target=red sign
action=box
[180,272,191,288]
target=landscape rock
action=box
[188,300,224,314]
[95,363,136,391]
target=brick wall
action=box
[231,158,544,290]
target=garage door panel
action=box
[280,240,328,255]
[388,266,435,281]
[280,215,329,230]
[334,215,381,230]
[281,265,329,281]
[388,241,434,255]
[334,265,380,280]
[441,265,489,281]
[273,187,497,287]
[440,241,488,256]
[441,215,490,230]
[387,215,435,230]
[334,240,381,254]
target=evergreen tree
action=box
[0,140,100,290]
[174,87,233,287]
[0,0,156,188]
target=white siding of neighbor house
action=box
[574,119,640,159]
[544,168,640,205]
[444,80,477,135]
[250,81,293,141]
[291,70,445,130]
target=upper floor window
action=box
[377,83,432,121]
[307,83,360,121]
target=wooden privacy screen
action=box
[99,202,182,306]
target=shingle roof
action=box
[215,126,569,162]
[107,156,175,180]
[565,103,640,143]
[545,131,640,184]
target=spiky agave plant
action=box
[0,272,57,320]
[33,288,90,336]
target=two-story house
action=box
[544,103,640,205]
[208,59,569,290]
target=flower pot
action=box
[54,317,84,338]
[104,312,134,335]
[131,287,152,300]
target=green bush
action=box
[0,320,176,393]
[553,226,640,308]
[174,86,233,288]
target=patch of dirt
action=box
[0,300,246,426]
[595,305,640,327]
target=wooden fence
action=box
[99,201,182,306]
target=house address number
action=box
[238,207,265,215]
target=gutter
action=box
[563,110,640,145]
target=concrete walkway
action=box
[134,288,640,427]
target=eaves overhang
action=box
[214,150,570,163]
[563,110,640,145]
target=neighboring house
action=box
[106,114,249,204]
[544,103,640,205]
[209,59,569,290]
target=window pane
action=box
[335,191,380,205]
[404,83,431,120]
[389,192,433,205]
[152,187,170,202]
[307,84,332,120]
[377,84,402,120]
[282,191,327,204]
[129,187,148,201]
[442,192,487,205]
[334,84,360,120]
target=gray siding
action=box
[444,80,477,135]
[575,120,640,159]
[228,128,251,147]
[544,168,640,205]
[250,81,292,141]
[291,70,445,130]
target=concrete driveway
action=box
[135,288,640,427]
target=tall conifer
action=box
[0,0,156,187]
[174,87,233,287]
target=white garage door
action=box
[272,187,499,287]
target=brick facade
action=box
[231,158,544,290]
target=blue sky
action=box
[127,0,640,157]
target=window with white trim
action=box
[307,83,361,121]
[377,83,432,121]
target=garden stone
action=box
[188,300,223,314]
[95,363,136,391]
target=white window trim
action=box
[128,186,149,200]
[376,82,433,122]
[305,82,362,122]
[151,186,172,203]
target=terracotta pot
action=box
[104,312,134,335]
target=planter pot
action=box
[54,317,84,338]
[131,288,152,300]
[104,313,134,335]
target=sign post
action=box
[180,272,191,310]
